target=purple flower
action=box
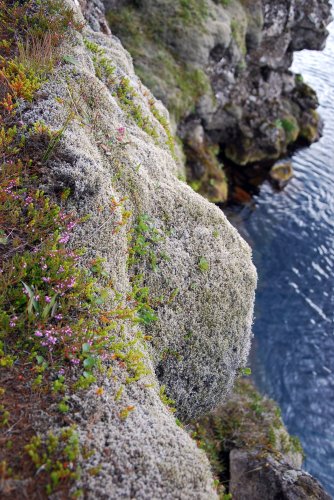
[9,316,18,328]
[45,296,51,303]
[35,330,43,337]
[116,126,126,142]
[59,233,70,244]
[24,196,34,206]
[66,221,76,231]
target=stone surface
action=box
[269,161,294,189]
[230,450,332,500]
[104,0,332,201]
[194,380,331,500]
[9,0,257,497]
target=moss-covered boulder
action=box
[194,380,330,499]
[0,0,256,497]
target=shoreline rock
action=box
[104,0,332,202]
[194,379,331,499]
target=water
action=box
[225,16,334,496]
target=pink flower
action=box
[24,196,34,206]
[116,126,126,142]
[66,221,76,231]
[9,316,18,328]
[59,233,70,244]
[45,296,51,303]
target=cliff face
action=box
[105,0,332,201]
[0,0,256,497]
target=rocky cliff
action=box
[0,1,331,498]
[0,0,255,497]
[105,0,332,202]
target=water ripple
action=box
[226,14,334,496]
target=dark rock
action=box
[230,449,332,500]
[104,0,332,201]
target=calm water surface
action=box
[225,16,334,496]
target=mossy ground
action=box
[192,379,304,496]
[0,1,172,496]
[107,3,211,122]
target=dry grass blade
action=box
[17,32,59,76]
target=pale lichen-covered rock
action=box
[12,0,256,497]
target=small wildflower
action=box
[9,316,18,328]
[66,221,76,231]
[59,233,70,244]
[45,296,51,303]
[24,196,34,205]
[116,126,126,142]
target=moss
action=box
[193,380,304,493]
[230,18,247,55]
[84,38,176,155]
[0,2,174,495]
[299,109,320,143]
[106,5,212,121]
[185,135,229,202]
[275,116,300,144]
[199,257,209,272]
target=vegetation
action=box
[0,1,172,495]
[192,379,304,495]
[275,116,300,143]
[107,4,212,121]
[25,427,82,495]
[83,38,176,156]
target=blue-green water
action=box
[225,17,334,496]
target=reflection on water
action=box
[225,16,334,496]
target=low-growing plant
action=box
[25,427,81,495]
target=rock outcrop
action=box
[230,450,332,500]
[0,0,256,497]
[195,380,331,500]
[104,0,332,201]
